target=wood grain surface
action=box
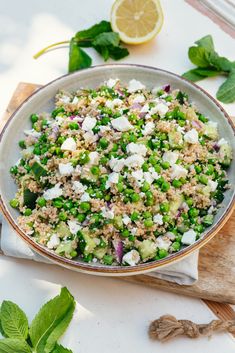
[1,82,235,322]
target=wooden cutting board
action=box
[1,83,235,321]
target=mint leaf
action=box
[216,69,235,103]
[75,20,111,41]
[194,68,220,77]
[29,287,75,353]
[182,69,205,82]
[0,338,31,353]
[107,46,129,60]
[51,343,73,353]
[188,46,210,68]
[0,301,29,340]
[195,35,214,51]
[92,32,120,47]
[68,39,92,73]
[208,52,233,72]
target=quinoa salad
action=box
[9,78,232,266]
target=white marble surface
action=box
[0,0,234,352]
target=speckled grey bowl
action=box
[0,64,234,276]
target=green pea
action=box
[121,229,130,238]
[19,140,26,149]
[41,146,48,154]
[9,199,19,208]
[33,146,41,155]
[70,208,78,217]
[10,166,18,175]
[154,164,161,173]
[172,179,182,188]
[161,161,170,170]
[104,194,111,201]
[161,181,170,192]
[99,239,107,248]
[99,137,109,149]
[69,122,79,130]
[202,214,214,226]
[172,242,181,251]
[178,120,186,127]
[194,224,204,233]
[131,193,140,203]
[206,164,214,175]
[63,200,74,210]
[100,117,110,125]
[95,190,104,199]
[195,165,202,174]
[53,199,64,209]
[24,208,32,216]
[117,182,124,192]
[158,249,168,258]
[155,176,164,186]
[160,202,170,213]
[144,218,154,228]
[128,234,135,241]
[143,211,152,219]
[77,213,86,222]
[30,114,38,123]
[103,255,113,265]
[198,114,208,123]
[80,202,91,212]
[199,175,208,185]
[83,253,93,262]
[163,215,171,223]
[185,197,193,207]
[79,151,90,165]
[112,143,119,152]
[100,156,108,165]
[70,250,78,258]
[90,166,100,175]
[142,162,149,172]
[41,157,48,165]
[188,208,199,218]
[37,197,46,207]
[149,155,158,165]
[141,181,150,192]
[57,136,66,145]
[131,211,139,221]
[124,188,134,196]
[59,212,67,221]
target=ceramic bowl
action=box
[0,64,235,276]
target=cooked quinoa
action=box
[9,78,232,266]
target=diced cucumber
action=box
[204,122,218,140]
[170,194,184,214]
[138,240,156,260]
[31,161,47,181]
[78,231,96,255]
[93,247,107,260]
[56,222,70,238]
[219,143,232,167]
[113,216,123,230]
[23,188,38,209]
[55,240,75,257]
[168,131,183,148]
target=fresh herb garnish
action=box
[0,287,75,353]
[182,35,235,103]
[34,20,129,73]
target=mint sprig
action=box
[182,35,235,103]
[34,20,129,73]
[0,287,75,353]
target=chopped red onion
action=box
[163,84,170,93]
[213,143,220,152]
[192,120,203,129]
[113,240,123,263]
[131,103,142,110]
[139,112,146,119]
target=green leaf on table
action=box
[0,338,32,353]
[195,34,214,51]
[182,69,206,82]
[75,20,111,42]
[194,68,220,77]
[51,343,73,353]
[188,46,210,68]
[92,32,120,47]
[208,52,234,72]
[216,69,235,103]
[0,301,28,340]
[68,39,92,73]
[108,46,129,60]
[29,287,75,353]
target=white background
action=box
[0,0,235,352]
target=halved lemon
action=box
[111,0,164,45]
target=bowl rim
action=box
[0,63,235,275]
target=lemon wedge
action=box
[111,0,164,45]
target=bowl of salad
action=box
[0,64,234,275]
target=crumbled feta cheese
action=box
[72,181,87,194]
[156,236,171,251]
[162,151,179,166]
[67,220,81,235]
[149,167,160,180]
[132,169,144,181]
[218,138,228,146]
[142,121,155,136]
[106,78,118,88]
[181,229,197,245]
[109,157,125,172]
[111,116,133,131]
[47,234,60,249]
[88,151,100,165]
[144,171,154,184]
[61,137,76,151]
[83,131,98,143]
[43,183,63,200]
[184,129,198,144]
[123,214,131,225]
[24,129,41,138]
[124,154,145,168]
[171,164,188,179]
[105,98,122,109]
[80,192,91,202]
[58,162,74,176]
[131,227,137,235]
[101,207,115,219]
[150,103,168,116]
[59,95,70,104]
[122,250,140,266]
[140,104,149,113]
[152,86,161,95]
[126,142,147,156]
[72,96,79,104]
[153,214,163,225]
[165,232,176,240]
[82,116,97,131]
[177,125,185,134]
[128,79,145,93]
[208,179,218,192]
[106,172,119,189]
[132,94,145,104]
[99,126,111,135]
